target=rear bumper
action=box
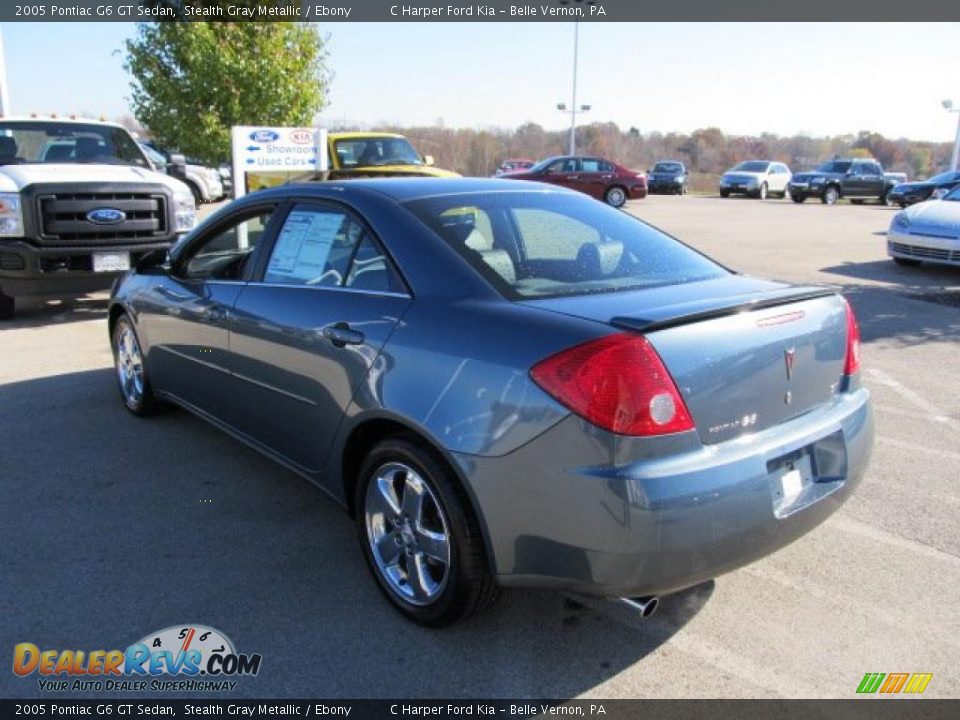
[457,387,872,598]
[0,238,175,297]
[628,185,648,199]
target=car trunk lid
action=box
[521,276,848,444]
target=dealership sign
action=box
[230,125,328,198]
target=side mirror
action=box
[423,155,435,167]
[136,248,171,274]
[167,153,188,182]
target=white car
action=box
[139,142,224,203]
[719,161,792,200]
[887,186,960,268]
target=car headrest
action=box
[576,241,624,276]
[0,136,17,159]
[465,228,494,252]
[75,137,102,160]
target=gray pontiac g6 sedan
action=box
[109,178,873,626]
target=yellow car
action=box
[326,132,458,179]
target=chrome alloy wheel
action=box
[115,326,145,405]
[365,462,451,606]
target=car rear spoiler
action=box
[611,286,839,334]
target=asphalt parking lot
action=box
[1,194,958,699]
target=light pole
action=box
[0,25,10,117]
[556,22,590,156]
[944,99,960,172]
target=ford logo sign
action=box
[86,208,126,225]
[249,129,280,144]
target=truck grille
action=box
[37,192,167,244]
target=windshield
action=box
[944,187,960,202]
[731,161,769,173]
[815,161,852,174]
[404,191,726,299]
[0,121,150,167]
[653,162,683,173]
[333,137,422,167]
[138,143,167,170]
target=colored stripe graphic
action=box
[857,673,886,693]
[857,672,933,694]
[880,673,909,693]
[903,673,933,694]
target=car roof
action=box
[248,177,578,204]
[328,132,405,141]
[0,116,124,128]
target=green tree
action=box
[124,20,329,164]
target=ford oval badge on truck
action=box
[86,208,126,225]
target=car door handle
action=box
[322,322,365,348]
[565,175,579,180]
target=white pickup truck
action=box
[0,117,196,319]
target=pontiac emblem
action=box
[784,347,796,380]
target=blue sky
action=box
[3,22,958,142]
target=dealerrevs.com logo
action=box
[13,624,262,692]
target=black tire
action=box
[604,186,627,208]
[758,182,768,200]
[898,201,907,209]
[822,186,840,205]
[893,257,922,267]
[187,181,203,206]
[111,314,159,416]
[792,194,806,204]
[356,436,497,626]
[720,189,730,198]
[881,189,893,206]
[0,289,14,320]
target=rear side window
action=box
[405,192,725,299]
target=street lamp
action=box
[944,99,960,172]
[557,22,590,156]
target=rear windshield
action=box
[732,161,769,172]
[0,121,150,168]
[405,192,726,299]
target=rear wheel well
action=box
[341,418,495,572]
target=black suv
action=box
[788,159,897,205]
[647,160,688,195]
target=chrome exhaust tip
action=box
[562,593,661,625]
[620,595,659,618]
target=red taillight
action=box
[843,298,861,376]
[530,334,694,436]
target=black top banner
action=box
[4,0,960,22]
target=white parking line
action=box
[669,629,822,698]
[828,514,960,568]
[877,435,960,463]
[866,368,959,433]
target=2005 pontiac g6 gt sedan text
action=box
[108,178,873,626]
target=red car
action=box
[495,158,536,175]
[502,155,646,207]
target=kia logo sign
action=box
[86,208,126,225]
[249,129,280,144]
[289,130,314,144]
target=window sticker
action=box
[266,210,344,283]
